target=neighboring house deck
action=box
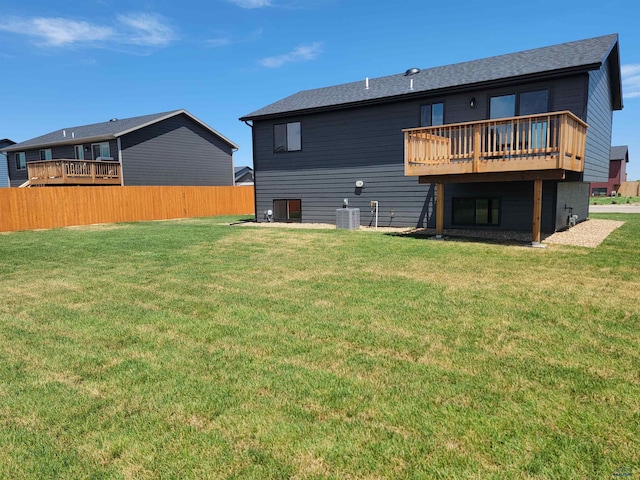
[590,145,629,196]
[240,34,622,243]
[1,110,239,187]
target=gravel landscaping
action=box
[234,218,625,248]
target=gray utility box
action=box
[336,208,360,229]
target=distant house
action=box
[0,139,16,187]
[590,146,629,196]
[1,110,239,187]
[234,166,254,185]
[240,34,622,243]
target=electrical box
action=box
[336,208,360,230]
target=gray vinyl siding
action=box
[253,76,588,229]
[120,114,233,186]
[555,182,589,231]
[584,62,613,182]
[0,152,8,187]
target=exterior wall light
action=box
[470,97,476,109]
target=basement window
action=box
[273,199,302,222]
[274,122,301,153]
[452,197,500,226]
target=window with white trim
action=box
[15,152,26,170]
[92,142,111,160]
[39,149,52,161]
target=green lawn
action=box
[590,195,640,205]
[0,214,638,479]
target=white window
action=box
[74,145,84,160]
[92,142,111,160]
[39,149,52,161]
[15,152,26,170]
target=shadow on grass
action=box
[383,229,534,247]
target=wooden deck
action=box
[404,111,588,180]
[26,160,121,186]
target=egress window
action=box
[273,199,302,222]
[274,122,301,153]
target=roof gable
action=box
[3,110,239,152]
[241,34,620,120]
[610,145,629,162]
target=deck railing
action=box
[404,111,588,177]
[27,160,121,186]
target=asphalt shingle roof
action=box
[6,111,179,151]
[241,34,619,120]
[3,110,240,151]
[610,145,629,161]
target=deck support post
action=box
[436,182,445,238]
[473,125,480,173]
[531,179,544,247]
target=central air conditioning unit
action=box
[336,208,360,230]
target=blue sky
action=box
[2,0,640,179]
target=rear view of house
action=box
[240,34,622,243]
[2,110,238,187]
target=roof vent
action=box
[404,67,420,76]
[109,118,118,122]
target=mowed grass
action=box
[0,214,638,479]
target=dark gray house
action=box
[0,139,15,188]
[240,34,622,242]
[2,110,238,187]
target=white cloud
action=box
[622,63,640,99]
[206,37,231,47]
[259,42,323,68]
[0,17,113,46]
[117,13,175,47]
[228,0,272,8]
[0,13,175,50]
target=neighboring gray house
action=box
[234,166,254,185]
[240,34,622,241]
[0,139,15,187]
[1,110,238,187]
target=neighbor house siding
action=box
[120,114,234,186]
[584,62,613,182]
[253,76,589,228]
[0,152,8,187]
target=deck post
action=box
[473,125,480,172]
[436,182,445,238]
[531,179,544,247]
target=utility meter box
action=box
[336,208,360,230]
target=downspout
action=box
[117,137,125,186]
[231,147,238,186]
[243,120,257,222]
